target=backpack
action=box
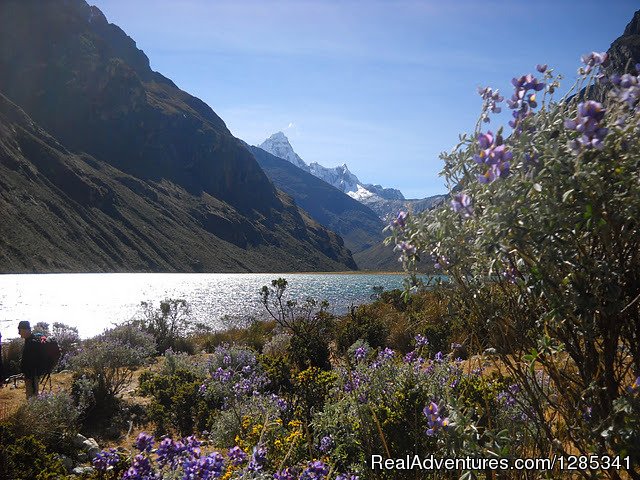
[32,333,62,376]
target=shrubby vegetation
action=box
[389,54,640,476]
[3,53,640,479]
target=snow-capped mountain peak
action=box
[258,132,309,171]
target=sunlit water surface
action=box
[0,273,424,339]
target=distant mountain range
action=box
[0,0,355,272]
[259,132,446,219]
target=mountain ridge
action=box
[258,131,445,219]
[0,0,357,272]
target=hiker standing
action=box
[18,320,40,398]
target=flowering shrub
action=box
[9,391,80,455]
[92,432,359,480]
[71,324,155,399]
[389,53,640,475]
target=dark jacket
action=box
[21,334,41,379]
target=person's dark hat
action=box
[17,320,31,330]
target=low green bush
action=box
[0,426,69,480]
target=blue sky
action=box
[92,1,638,198]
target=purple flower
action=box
[183,452,224,480]
[336,474,360,480]
[433,256,449,269]
[378,347,395,360]
[343,371,365,393]
[477,131,494,149]
[354,345,368,362]
[122,454,154,480]
[300,460,329,480]
[228,446,247,466]
[156,437,184,468]
[270,393,288,411]
[564,101,608,152]
[319,435,334,453]
[502,266,518,283]
[477,87,504,121]
[497,384,520,407]
[415,334,429,348]
[92,448,120,472]
[274,467,300,480]
[451,193,473,218]
[434,351,443,362]
[404,350,418,363]
[508,74,545,131]
[389,211,408,231]
[395,241,417,256]
[248,446,267,472]
[536,64,548,73]
[581,51,608,73]
[423,401,449,436]
[134,432,155,453]
[474,134,512,182]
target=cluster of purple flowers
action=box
[227,446,247,466]
[134,432,155,452]
[451,193,473,218]
[343,370,367,393]
[507,73,545,130]
[473,131,511,184]
[92,448,121,471]
[395,240,417,257]
[610,64,640,111]
[299,460,330,479]
[497,384,520,408]
[477,86,504,123]
[564,100,608,152]
[270,393,289,411]
[181,453,225,480]
[580,51,608,74]
[122,454,155,480]
[388,211,408,232]
[318,435,334,453]
[423,401,449,436]
[415,334,430,348]
[353,345,369,362]
[247,446,267,472]
[201,346,268,406]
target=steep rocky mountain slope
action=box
[0,0,356,272]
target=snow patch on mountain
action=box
[309,162,360,194]
[347,184,376,202]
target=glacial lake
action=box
[0,273,431,339]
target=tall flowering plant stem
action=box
[390,54,640,477]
